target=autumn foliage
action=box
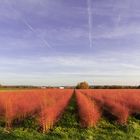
[80,89,140,124]
[39,90,73,132]
[75,90,101,127]
[76,81,89,89]
[0,89,73,132]
[0,88,140,132]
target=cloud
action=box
[0,52,140,85]
[92,24,140,39]
[0,52,140,73]
[0,0,49,20]
[0,0,140,86]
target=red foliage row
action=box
[39,90,73,132]
[75,90,101,127]
[0,89,73,131]
[80,89,140,124]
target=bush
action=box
[76,81,89,89]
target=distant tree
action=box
[76,81,89,89]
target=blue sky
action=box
[0,0,140,86]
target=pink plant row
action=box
[39,90,73,132]
[75,90,101,127]
[0,89,73,132]
[79,89,140,124]
[1,89,140,131]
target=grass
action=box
[0,94,140,140]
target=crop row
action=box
[0,89,73,132]
[0,89,140,131]
[77,89,140,125]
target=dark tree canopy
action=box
[76,81,89,89]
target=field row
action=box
[0,89,73,132]
[0,89,140,132]
[77,89,140,127]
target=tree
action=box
[76,81,89,89]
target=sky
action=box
[0,0,140,86]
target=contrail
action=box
[87,0,93,48]
[22,19,52,48]
[115,0,131,28]
[6,0,52,48]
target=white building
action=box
[59,87,64,89]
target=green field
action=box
[0,95,140,140]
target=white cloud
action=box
[0,0,49,20]
[0,52,140,73]
[89,22,140,41]
[0,53,140,86]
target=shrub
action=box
[76,81,89,89]
[75,91,101,127]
